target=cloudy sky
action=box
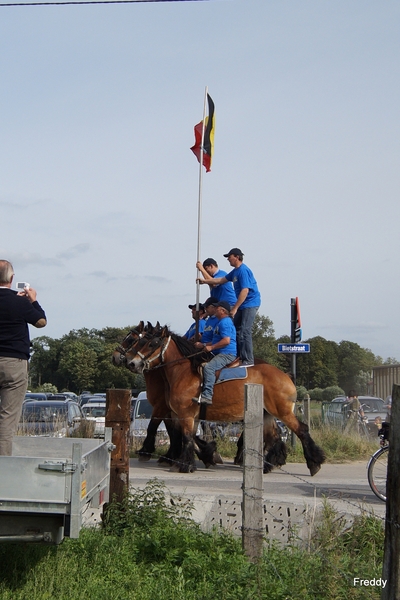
[1,0,399,360]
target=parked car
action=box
[130,395,167,441]
[322,396,386,434]
[80,395,106,405]
[18,400,86,437]
[81,402,106,438]
[24,392,47,401]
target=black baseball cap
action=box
[211,300,231,313]
[202,258,218,267]
[204,296,218,308]
[188,303,205,311]
[223,248,243,257]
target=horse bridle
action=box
[134,335,172,370]
[114,325,152,356]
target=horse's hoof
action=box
[157,457,172,467]
[169,463,181,473]
[137,454,151,462]
[213,452,223,464]
[309,464,321,476]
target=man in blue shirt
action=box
[192,301,237,405]
[198,248,260,367]
[194,296,219,349]
[196,258,237,306]
[183,303,206,341]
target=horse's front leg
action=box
[170,416,197,473]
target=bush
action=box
[296,385,308,401]
[308,387,323,401]
[321,386,345,402]
[0,481,384,600]
[37,382,58,394]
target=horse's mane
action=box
[162,327,211,373]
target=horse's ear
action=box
[138,321,144,332]
[147,322,154,334]
[161,326,168,336]
[155,321,161,331]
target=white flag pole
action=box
[195,85,208,339]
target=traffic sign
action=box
[278,343,310,354]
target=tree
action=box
[58,341,99,392]
[29,336,61,389]
[295,336,339,389]
[252,314,279,366]
[337,341,379,394]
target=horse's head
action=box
[125,325,169,373]
[111,321,147,366]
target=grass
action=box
[286,425,380,463]
[0,480,384,600]
[129,422,380,465]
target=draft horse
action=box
[112,322,219,468]
[125,324,326,475]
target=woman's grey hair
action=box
[0,260,15,285]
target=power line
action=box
[0,0,209,6]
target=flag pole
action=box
[195,85,208,340]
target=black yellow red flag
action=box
[190,94,215,172]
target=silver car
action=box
[130,396,167,441]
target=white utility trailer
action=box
[0,430,113,544]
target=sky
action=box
[1,0,399,361]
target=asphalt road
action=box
[129,456,386,519]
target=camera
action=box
[16,282,30,291]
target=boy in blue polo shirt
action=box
[193,301,237,405]
[198,248,260,366]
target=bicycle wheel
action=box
[367,446,388,502]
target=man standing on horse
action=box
[196,258,237,307]
[192,300,237,405]
[198,248,260,367]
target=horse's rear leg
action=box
[194,436,219,468]
[158,422,183,466]
[169,429,197,473]
[263,414,287,474]
[281,413,326,476]
[137,417,159,461]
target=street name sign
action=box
[278,343,311,353]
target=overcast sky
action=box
[1,0,399,361]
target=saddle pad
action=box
[216,366,247,384]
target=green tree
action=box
[295,336,339,389]
[252,313,279,366]
[29,336,62,389]
[58,341,99,392]
[337,341,378,394]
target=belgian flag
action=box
[190,94,215,172]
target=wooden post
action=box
[304,394,311,430]
[242,383,264,562]
[382,383,400,599]
[105,388,131,503]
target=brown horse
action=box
[112,322,219,467]
[125,324,326,475]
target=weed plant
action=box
[286,425,380,463]
[0,480,384,600]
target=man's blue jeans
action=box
[202,353,236,399]
[233,307,258,364]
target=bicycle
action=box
[367,422,390,502]
[344,404,370,437]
